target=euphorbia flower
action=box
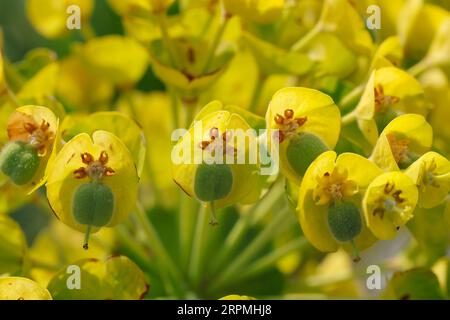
[26,0,94,39]
[172,101,263,223]
[223,0,284,24]
[352,67,427,144]
[46,131,139,249]
[405,152,450,209]
[297,151,382,259]
[148,38,235,100]
[370,114,433,171]
[363,171,418,240]
[0,106,58,191]
[265,87,340,184]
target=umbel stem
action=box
[350,239,361,262]
[83,225,92,250]
[209,201,218,226]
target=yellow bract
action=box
[0,277,52,300]
[148,38,235,98]
[363,171,418,240]
[355,67,427,144]
[370,114,433,171]
[266,87,340,184]
[405,152,450,209]
[80,36,149,86]
[5,105,59,193]
[26,0,94,39]
[297,151,382,252]
[223,0,284,24]
[46,130,139,233]
[172,101,262,208]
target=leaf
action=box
[0,277,52,300]
[47,256,149,300]
[0,215,28,276]
[383,268,445,300]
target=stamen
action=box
[273,109,308,143]
[81,153,94,165]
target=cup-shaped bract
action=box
[405,152,450,209]
[148,38,235,99]
[46,131,139,243]
[370,114,433,171]
[297,151,382,253]
[363,171,419,240]
[172,101,263,209]
[0,106,58,191]
[354,67,428,145]
[265,87,340,184]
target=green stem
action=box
[209,207,295,292]
[291,24,321,52]
[169,88,179,130]
[339,83,365,110]
[188,205,209,287]
[249,73,267,113]
[134,202,185,295]
[208,180,284,274]
[341,110,357,126]
[1,86,21,108]
[350,239,361,263]
[125,92,162,204]
[178,193,198,269]
[156,14,180,69]
[202,15,230,74]
[408,58,431,77]
[232,238,307,282]
[83,225,92,250]
[116,225,159,277]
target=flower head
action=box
[405,152,450,209]
[46,131,138,236]
[266,87,340,184]
[363,171,419,240]
[298,151,382,253]
[370,114,433,171]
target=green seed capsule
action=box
[286,133,328,177]
[194,163,233,202]
[327,201,362,242]
[0,141,40,185]
[73,182,114,250]
[73,182,114,227]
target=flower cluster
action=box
[0,0,449,300]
